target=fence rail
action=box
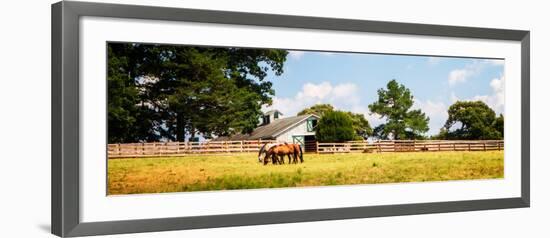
[108,140,276,158]
[316,140,504,154]
[108,140,504,158]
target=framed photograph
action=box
[52,1,530,237]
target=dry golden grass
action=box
[108,151,504,195]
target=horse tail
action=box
[298,144,304,162]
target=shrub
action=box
[315,111,355,142]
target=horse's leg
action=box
[287,154,292,164]
[263,153,269,165]
[272,154,278,165]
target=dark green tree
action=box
[493,114,504,138]
[107,43,288,143]
[368,79,429,139]
[442,101,502,139]
[107,44,160,143]
[298,104,334,116]
[346,112,373,139]
[430,128,449,140]
[315,111,355,142]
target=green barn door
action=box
[292,136,305,147]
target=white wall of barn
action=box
[275,119,315,143]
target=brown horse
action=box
[289,143,304,163]
[263,143,291,165]
[263,143,303,165]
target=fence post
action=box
[483,142,487,151]
[498,142,501,151]
[468,143,471,151]
[453,143,456,151]
[438,143,441,151]
[315,141,318,154]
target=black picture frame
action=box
[51,1,530,237]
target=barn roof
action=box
[211,114,319,141]
[247,114,319,140]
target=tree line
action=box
[108,43,503,143]
[108,43,287,143]
[307,80,504,142]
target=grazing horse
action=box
[258,143,281,163]
[263,143,304,165]
[263,143,293,165]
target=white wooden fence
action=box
[108,140,276,158]
[108,139,504,158]
[316,140,504,153]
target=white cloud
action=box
[447,60,492,86]
[288,50,305,60]
[332,83,360,104]
[490,76,503,92]
[451,75,505,114]
[413,99,448,135]
[448,69,472,86]
[296,82,332,100]
[264,81,372,124]
[266,81,363,116]
[448,59,504,86]
[474,76,504,114]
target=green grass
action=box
[108,151,504,195]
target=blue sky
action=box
[262,51,504,136]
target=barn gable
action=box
[248,114,319,140]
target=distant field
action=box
[107,151,504,195]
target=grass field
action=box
[107,151,504,195]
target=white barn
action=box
[251,110,320,152]
[216,110,320,152]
